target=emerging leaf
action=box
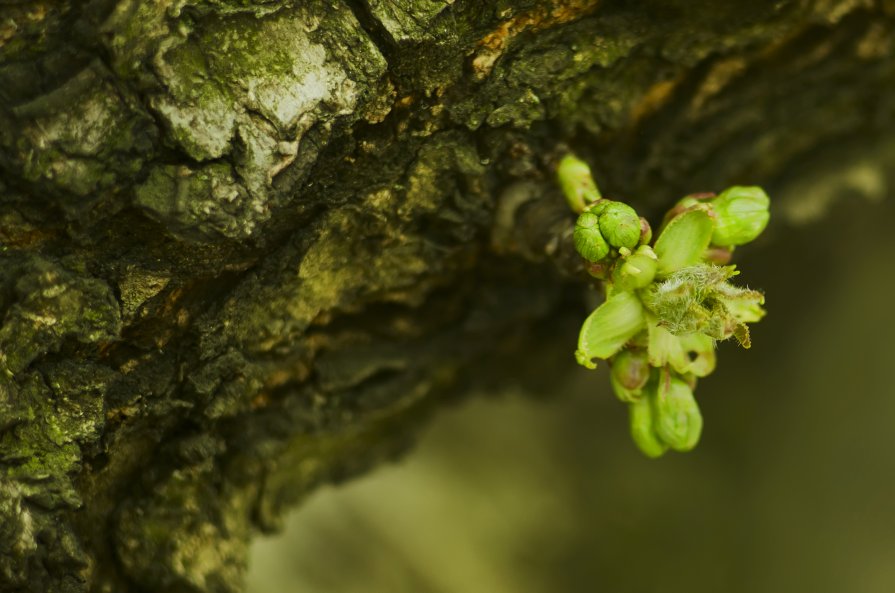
[641,264,764,345]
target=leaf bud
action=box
[709,186,770,246]
[611,245,658,291]
[610,349,651,401]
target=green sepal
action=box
[678,333,716,377]
[575,349,597,370]
[576,291,646,369]
[629,388,668,458]
[709,186,770,247]
[574,211,611,262]
[647,321,687,372]
[654,208,715,276]
[647,323,716,377]
[558,154,601,213]
[653,373,703,452]
[599,201,642,250]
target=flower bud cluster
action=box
[558,154,770,457]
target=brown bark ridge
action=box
[1,1,894,591]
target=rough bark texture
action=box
[1,1,894,591]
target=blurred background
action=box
[247,165,895,593]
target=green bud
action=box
[653,207,715,276]
[653,374,703,452]
[629,393,668,458]
[587,199,610,215]
[576,291,646,369]
[610,349,651,402]
[647,321,687,371]
[599,201,642,250]
[574,211,611,262]
[557,154,601,213]
[646,323,716,376]
[709,186,770,246]
[611,245,658,291]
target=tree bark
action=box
[1,1,894,591]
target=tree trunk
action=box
[1,1,894,591]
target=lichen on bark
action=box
[2,0,895,591]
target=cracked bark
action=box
[1,0,894,591]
